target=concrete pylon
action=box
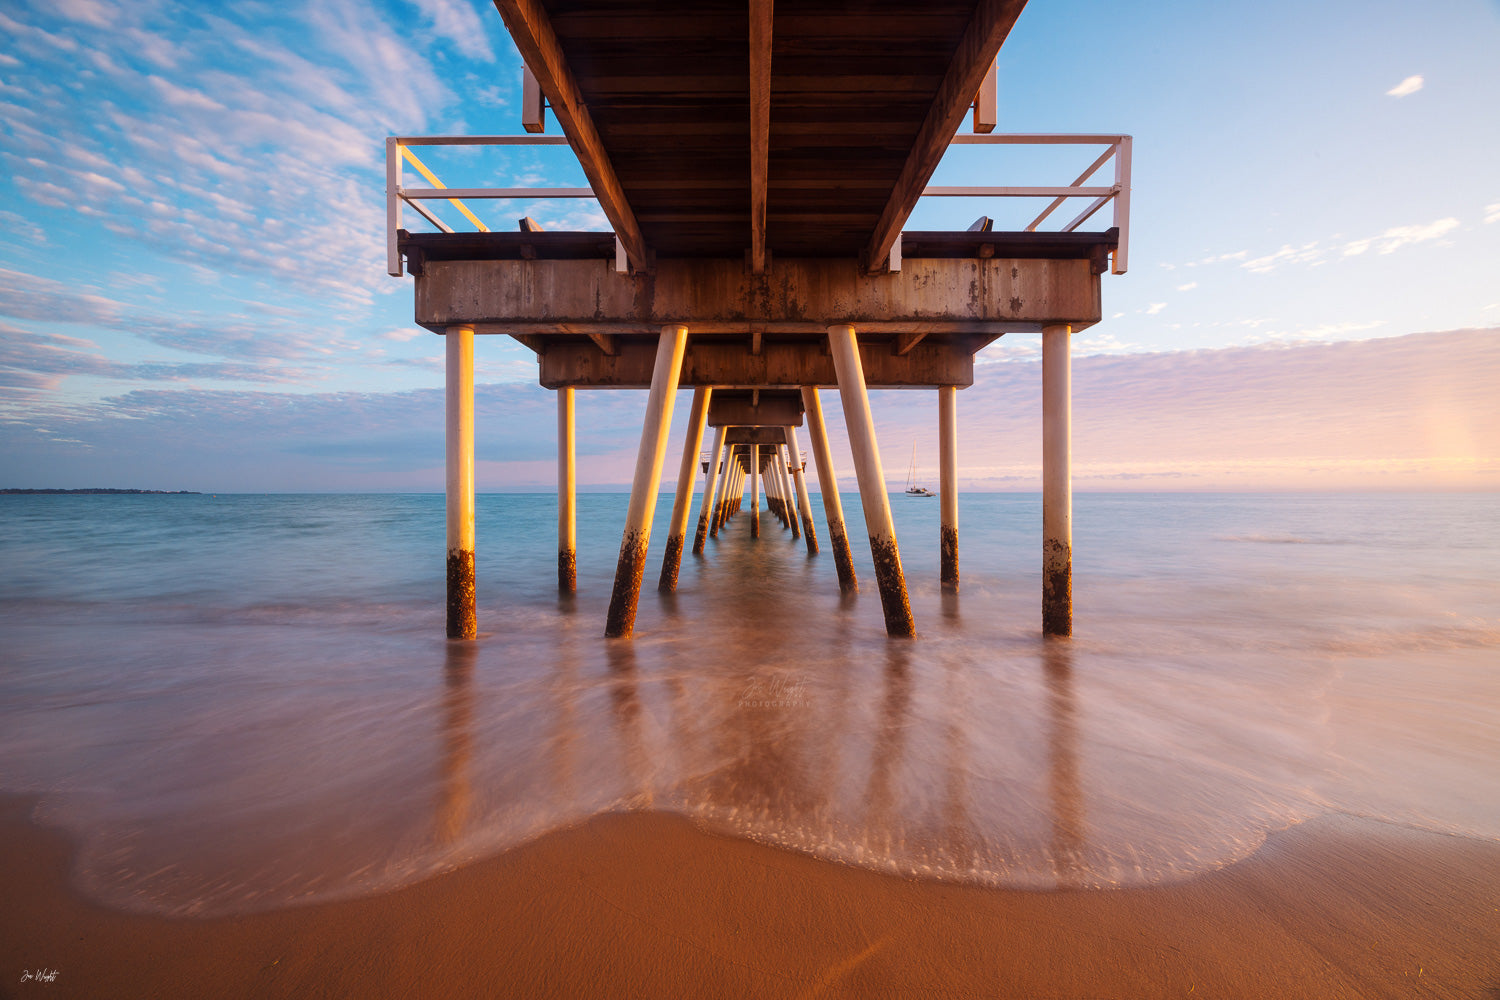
[801,386,857,593]
[1043,324,1072,636]
[659,386,712,592]
[446,324,476,639]
[939,384,958,594]
[786,425,818,553]
[605,325,689,638]
[828,324,914,637]
[694,424,728,554]
[558,385,577,594]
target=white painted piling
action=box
[558,385,576,594]
[659,386,712,592]
[446,324,477,639]
[939,384,959,594]
[714,452,736,533]
[605,324,689,638]
[1042,323,1072,636]
[731,456,744,517]
[786,426,818,553]
[694,424,727,554]
[750,443,761,538]
[801,386,857,593]
[828,324,914,637]
[780,444,800,539]
[766,444,784,526]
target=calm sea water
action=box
[1,491,1497,915]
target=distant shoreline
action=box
[0,489,202,495]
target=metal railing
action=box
[386,135,596,276]
[924,133,1132,274]
[386,132,1131,277]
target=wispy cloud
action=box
[6,330,1497,491]
[0,324,311,394]
[1176,281,1198,292]
[1241,216,1460,273]
[1485,203,1500,225]
[402,0,496,62]
[0,0,480,309]
[0,266,360,369]
[1341,218,1460,256]
[1386,74,1423,98]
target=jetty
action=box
[385,0,1130,640]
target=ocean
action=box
[1,491,1497,916]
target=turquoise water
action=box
[1,491,1497,914]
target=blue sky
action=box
[1,0,1497,490]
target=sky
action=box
[1,0,1497,491]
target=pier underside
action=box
[406,0,1118,640]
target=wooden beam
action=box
[862,0,1029,273]
[415,256,1103,335]
[708,390,804,427]
[893,331,928,356]
[724,427,788,446]
[538,337,976,389]
[749,0,773,274]
[521,65,545,133]
[587,332,618,356]
[492,0,650,272]
[972,60,997,134]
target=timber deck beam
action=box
[406,230,1112,389]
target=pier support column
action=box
[750,444,761,538]
[446,324,477,640]
[558,386,577,594]
[801,386,857,593]
[1043,324,1072,636]
[829,325,914,637]
[767,446,784,527]
[720,453,739,529]
[713,451,735,535]
[780,446,800,539]
[605,324,689,638]
[659,386,712,592]
[939,384,959,594]
[694,424,727,554]
[786,426,818,553]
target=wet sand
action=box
[3,795,1498,999]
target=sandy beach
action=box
[3,794,1497,999]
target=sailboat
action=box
[905,442,935,497]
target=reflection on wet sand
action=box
[1044,638,1086,888]
[548,623,581,805]
[940,656,975,870]
[435,640,476,844]
[863,644,912,849]
[606,640,653,808]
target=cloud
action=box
[1144,303,1166,315]
[1485,203,1500,225]
[0,266,363,369]
[0,1,474,309]
[1176,282,1197,292]
[1242,241,1323,274]
[6,329,1498,492]
[1240,216,1460,273]
[1386,75,1423,98]
[1341,218,1459,256]
[403,0,496,62]
[0,324,312,393]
